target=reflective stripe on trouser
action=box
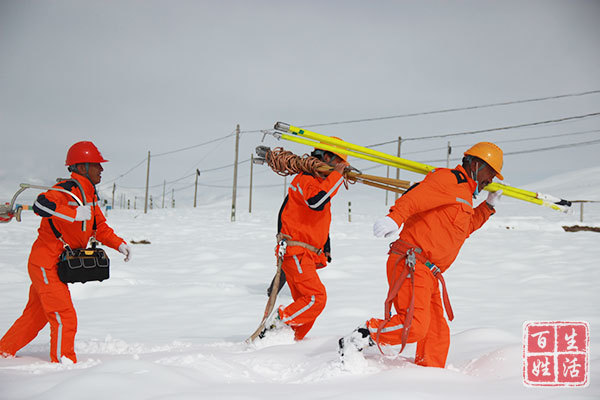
[0,262,77,363]
[280,251,327,341]
[366,253,450,368]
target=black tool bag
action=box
[49,214,110,284]
[57,243,110,283]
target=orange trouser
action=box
[0,261,77,363]
[366,253,450,368]
[279,250,327,340]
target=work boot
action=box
[338,324,374,358]
[258,306,291,339]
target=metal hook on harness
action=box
[405,249,416,269]
[277,238,288,259]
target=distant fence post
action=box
[348,201,352,222]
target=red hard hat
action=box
[65,141,108,166]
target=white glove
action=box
[373,216,399,238]
[486,189,503,208]
[118,243,132,262]
[74,205,92,221]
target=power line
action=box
[455,128,600,148]
[401,128,600,156]
[504,138,600,156]
[152,131,235,157]
[240,89,600,132]
[423,137,600,164]
[97,157,147,188]
[367,111,600,147]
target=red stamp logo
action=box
[523,321,589,387]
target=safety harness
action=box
[375,239,454,354]
[276,233,323,257]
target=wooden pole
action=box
[162,180,166,208]
[172,189,175,208]
[446,141,451,168]
[194,169,200,207]
[111,183,115,209]
[385,166,389,206]
[231,124,240,222]
[249,154,254,213]
[394,137,402,201]
[144,151,150,214]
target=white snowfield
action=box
[1,168,598,399]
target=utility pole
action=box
[171,189,175,208]
[394,137,402,201]
[112,183,115,209]
[231,124,240,222]
[162,180,166,208]
[446,141,452,168]
[194,169,200,207]
[144,151,150,214]
[249,154,254,213]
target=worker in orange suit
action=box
[0,141,131,363]
[260,140,349,341]
[339,142,505,368]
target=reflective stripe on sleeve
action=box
[34,201,75,222]
[41,267,49,284]
[456,197,472,208]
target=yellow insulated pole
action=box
[279,133,425,174]
[274,122,570,212]
[275,122,434,175]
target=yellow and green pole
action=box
[273,122,571,212]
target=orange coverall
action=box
[276,170,345,340]
[0,173,125,363]
[366,165,494,367]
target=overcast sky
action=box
[1,0,599,205]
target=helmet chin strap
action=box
[70,163,95,186]
[470,160,485,198]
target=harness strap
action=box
[276,233,323,256]
[375,239,454,355]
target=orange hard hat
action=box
[65,141,108,166]
[464,142,504,180]
[313,136,348,162]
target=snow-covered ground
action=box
[1,167,599,399]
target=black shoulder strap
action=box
[48,218,62,239]
[450,169,468,184]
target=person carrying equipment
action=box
[260,139,349,341]
[338,142,504,368]
[0,141,131,363]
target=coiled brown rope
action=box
[266,147,331,178]
[263,147,412,194]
